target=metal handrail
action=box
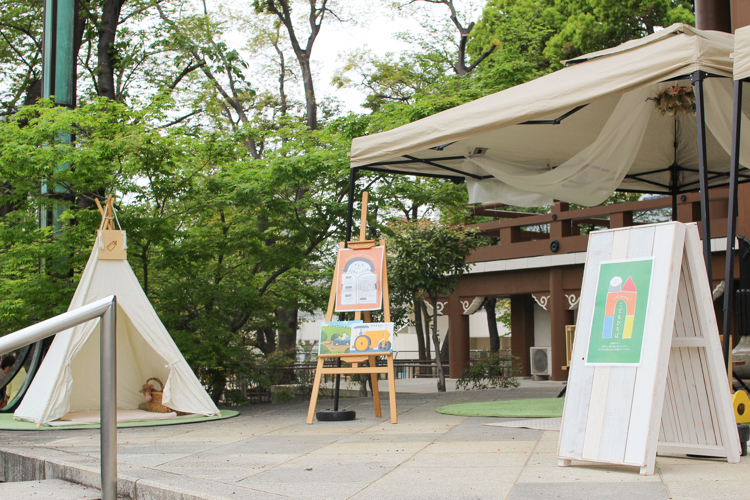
[0,295,117,500]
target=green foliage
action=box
[388,220,481,305]
[456,352,521,390]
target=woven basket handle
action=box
[145,377,164,391]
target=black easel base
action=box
[316,410,356,421]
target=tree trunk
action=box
[421,301,432,361]
[256,326,277,355]
[97,0,125,99]
[431,296,446,392]
[275,308,298,351]
[299,59,317,130]
[440,329,450,365]
[413,296,426,361]
[484,297,500,352]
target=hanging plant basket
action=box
[648,85,696,116]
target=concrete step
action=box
[0,478,102,499]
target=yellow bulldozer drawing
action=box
[352,325,392,352]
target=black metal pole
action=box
[345,168,357,244]
[320,168,358,421]
[722,80,743,369]
[693,70,713,285]
[671,162,679,221]
[336,168,358,409]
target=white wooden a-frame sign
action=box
[558,222,740,475]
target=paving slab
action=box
[507,482,671,500]
[0,379,746,500]
[0,478,102,499]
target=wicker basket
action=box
[144,377,172,413]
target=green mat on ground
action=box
[0,409,239,431]
[436,398,564,418]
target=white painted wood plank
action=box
[582,366,611,460]
[624,222,686,468]
[672,347,699,444]
[679,242,721,446]
[687,346,716,445]
[660,392,674,443]
[657,442,728,457]
[558,230,615,460]
[672,273,692,338]
[667,350,688,443]
[679,347,707,445]
[684,224,740,463]
[679,259,699,338]
[582,229,630,461]
[698,346,722,447]
[670,338,707,348]
[668,364,685,443]
[596,225,655,463]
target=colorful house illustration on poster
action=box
[602,276,637,339]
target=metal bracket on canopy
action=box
[520,104,589,125]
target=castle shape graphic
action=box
[602,276,637,339]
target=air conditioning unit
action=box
[530,347,552,376]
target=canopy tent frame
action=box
[345,28,749,371]
[721,77,746,369]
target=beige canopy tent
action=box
[350,24,750,210]
[350,23,750,368]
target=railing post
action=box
[550,202,571,240]
[100,298,117,500]
[610,211,633,228]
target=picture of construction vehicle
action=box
[351,324,393,352]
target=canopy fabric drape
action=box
[735,25,750,81]
[350,24,750,207]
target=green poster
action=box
[587,258,653,365]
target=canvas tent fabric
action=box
[15,243,220,425]
[350,24,750,207]
[736,25,750,81]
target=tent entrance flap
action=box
[68,304,171,413]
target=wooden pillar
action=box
[696,0,731,32]
[731,0,750,31]
[738,183,750,240]
[549,268,569,381]
[510,294,535,377]
[448,292,470,379]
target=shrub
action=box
[456,351,520,390]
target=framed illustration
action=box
[334,246,385,312]
[586,257,653,366]
[350,323,394,354]
[318,320,362,355]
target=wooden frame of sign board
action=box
[557,222,740,475]
[306,192,398,425]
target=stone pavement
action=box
[0,380,747,499]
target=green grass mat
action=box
[436,398,564,418]
[0,409,239,431]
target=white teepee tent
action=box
[15,199,220,424]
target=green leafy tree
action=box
[388,220,480,392]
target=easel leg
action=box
[558,459,571,467]
[387,355,397,424]
[369,356,381,418]
[307,358,325,424]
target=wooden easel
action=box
[306,192,398,424]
